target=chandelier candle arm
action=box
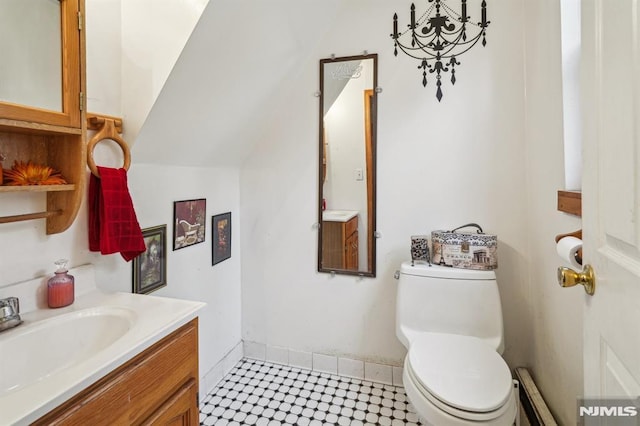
[393,13,398,42]
[481,0,488,27]
[461,0,468,23]
[411,4,416,30]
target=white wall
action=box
[86,0,121,117]
[120,0,209,145]
[85,0,208,143]
[0,166,242,400]
[240,0,532,370]
[93,2,584,422]
[125,164,243,397]
[0,1,587,422]
[0,0,242,401]
[523,1,583,424]
[87,0,243,396]
[0,0,113,285]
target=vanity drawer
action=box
[34,319,199,426]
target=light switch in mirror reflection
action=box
[0,0,62,111]
[318,54,377,277]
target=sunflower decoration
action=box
[3,160,67,186]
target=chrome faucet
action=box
[0,297,23,332]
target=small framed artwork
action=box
[212,212,232,265]
[173,198,206,250]
[133,225,167,294]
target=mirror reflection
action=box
[318,54,377,277]
[0,0,62,111]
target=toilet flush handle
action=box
[394,270,400,279]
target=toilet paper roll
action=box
[556,236,582,269]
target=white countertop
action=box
[322,209,359,222]
[0,271,205,425]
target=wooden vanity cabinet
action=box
[33,318,200,426]
[322,215,359,270]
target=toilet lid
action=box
[408,333,513,413]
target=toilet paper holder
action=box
[555,229,582,266]
[555,229,595,296]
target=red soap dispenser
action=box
[47,259,75,308]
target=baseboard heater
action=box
[515,367,558,426]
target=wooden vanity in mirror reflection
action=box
[318,54,377,277]
[322,211,358,270]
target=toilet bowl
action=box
[396,262,517,426]
[403,333,517,425]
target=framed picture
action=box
[133,225,167,294]
[173,198,206,250]
[212,212,232,265]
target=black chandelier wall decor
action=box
[391,0,490,101]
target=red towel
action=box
[89,166,145,261]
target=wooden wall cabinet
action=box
[33,319,200,426]
[0,0,86,234]
[322,216,359,270]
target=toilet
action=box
[396,261,517,426]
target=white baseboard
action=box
[200,340,244,401]
[242,340,404,387]
[201,340,405,401]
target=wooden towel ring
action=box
[87,118,131,178]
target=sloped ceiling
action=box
[132,0,345,167]
[120,0,210,145]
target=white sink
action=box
[322,209,358,222]
[0,264,206,425]
[0,306,135,396]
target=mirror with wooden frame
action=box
[0,0,83,129]
[318,54,377,277]
[0,0,86,235]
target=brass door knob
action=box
[557,264,596,296]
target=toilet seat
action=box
[406,333,514,421]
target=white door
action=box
[581,0,640,420]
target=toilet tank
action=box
[396,262,504,353]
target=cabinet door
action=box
[140,379,198,426]
[0,0,83,128]
[345,231,359,270]
[34,320,199,426]
[321,221,343,269]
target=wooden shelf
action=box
[0,129,85,233]
[0,119,83,136]
[557,190,582,217]
[0,184,75,193]
[0,210,62,225]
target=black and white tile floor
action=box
[199,358,422,426]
